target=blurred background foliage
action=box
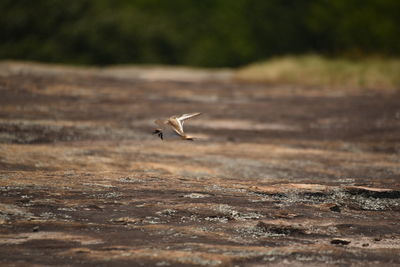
[1,0,399,67]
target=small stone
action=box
[374,237,382,242]
[329,205,341,212]
[75,249,90,254]
[110,217,139,224]
[227,136,236,142]
[156,209,177,216]
[183,193,210,199]
[362,243,369,247]
[32,226,39,232]
[331,239,351,245]
[156,261,170,266]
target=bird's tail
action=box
[182,135,195,141]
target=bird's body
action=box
[153,113,201,141]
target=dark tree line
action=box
[1,0,399,67]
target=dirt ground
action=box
[0,61,399,266]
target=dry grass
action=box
[235,55,400,90]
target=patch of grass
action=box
[235,55,400,90]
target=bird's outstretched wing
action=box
[171,112,201,135]
[164,113,201,137]
[176,113,201,122]
[168,118,185,136]
[154,119,168,129]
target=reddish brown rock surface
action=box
[0,62,399,266]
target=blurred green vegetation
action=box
[1,0,399,67]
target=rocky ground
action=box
[0,61,399,266]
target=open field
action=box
[0,61,400,266]
[236,55,400,91]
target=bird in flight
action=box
[153,113,201,141]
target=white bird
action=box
[153,113,201,141]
